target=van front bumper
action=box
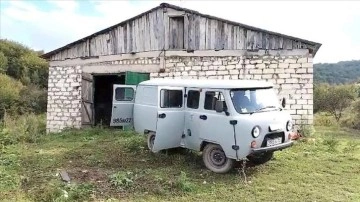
[251,141,294,154]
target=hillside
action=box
[314,60,360,84]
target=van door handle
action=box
[199,115,207,120]
[158,113,166,119]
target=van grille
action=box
[261,132,285,147]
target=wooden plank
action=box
[238,27,245,49]
[157,9,164,50]
[269,35,275,50]
[144,14,150,51]
[225,24,230,50]
[117,26,122,54]
[210,19,217,50]
[188,14,195,50]
[246,30,253,50]
[205,17,211,49]
[89,38,94,56]
[149,11,155,50]
[199,17,206,50]
[124,24,128,53]
[163,12,169,50]
[194,15,200,50]
[110,30,116,55]
[169,17,184,49]
[232,26,237,49]
[255,32,262,49]
[286,38,293,49]
[135,18,139,52]
[274,35,279,49]
[104,34,108,55]
[167,9,185,17]
[128,22,133,53]
[184,14,189,50]
[133,20,137,52]
[215,20,223,50]
[141,15,147,52]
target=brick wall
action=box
[151,55,313,126]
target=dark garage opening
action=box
[93,74,125,126]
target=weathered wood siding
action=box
[49,7,315,61]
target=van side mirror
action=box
[215,100,224,113]
[281,97,286,108]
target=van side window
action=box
[115,87,134,101]
[204,91,227,111]
[160,89,183,108]
[187,90,200,109]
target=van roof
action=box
[139,79,273,89]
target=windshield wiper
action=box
[250,106,280,115]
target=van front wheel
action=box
[203,144,234,173]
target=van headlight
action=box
[286,121,293,131]
[252,126,260,138]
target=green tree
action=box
[0,39,48,88]
[314,84,357,122]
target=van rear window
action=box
[115,87,134,101]
[160,89,183,108]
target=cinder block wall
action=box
[46,66,82,132]
[151,55,314,126]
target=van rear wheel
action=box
[147,132,156,151]
[203,143,234,174]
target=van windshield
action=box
[230,88,280,114]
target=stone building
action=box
[42,3,321,133]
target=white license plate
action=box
[267,137,282,147]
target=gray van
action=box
[111,79,294,173]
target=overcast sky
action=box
[1,0,359,64]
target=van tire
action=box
[247,152,273,165]
[147,132,156,152]
[202,143,234,174]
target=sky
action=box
[1,0,360,64]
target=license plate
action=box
[267,137,282,147]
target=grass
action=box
[0,126,360,201]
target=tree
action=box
[0,39,48,88]
[314,84,357,122]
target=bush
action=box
[18,84,47,114]
[322,137,339,152]
[109,171,135,189]
[0,114,46,146]
[174,171,196,192]
[0,74,23,118]
[339,100,360,129]
[314,84,356,122]
[314,113,338,127]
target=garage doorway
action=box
[92,72,150,127]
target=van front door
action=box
[110,85,136,127]
[152,87,185,152]
[184,88,202,150]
